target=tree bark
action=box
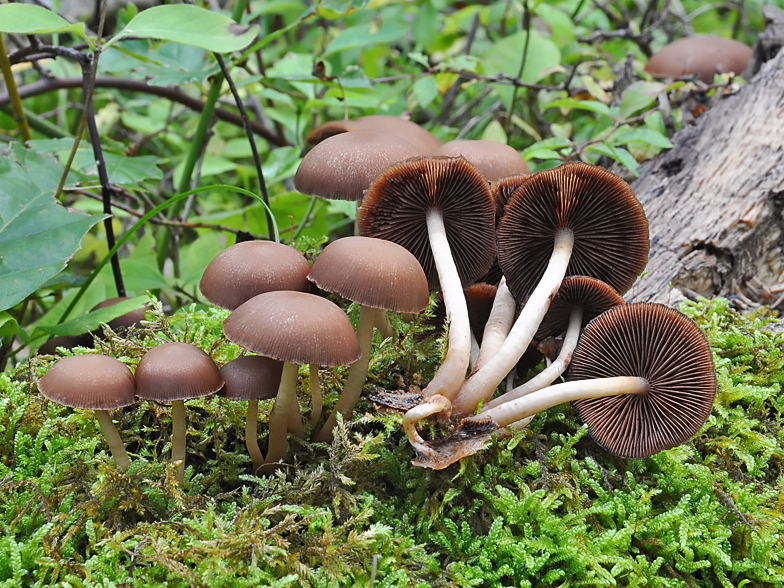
[630,47,784,306]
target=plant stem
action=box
[0,35,31,142]
[94,409,130,472]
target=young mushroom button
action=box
[308,236,429,442]
[306,114,442,154]
[38,354,136,472]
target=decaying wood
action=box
[630,46,784,306]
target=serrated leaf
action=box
[0,4,89,43]
[0,144,108,311]
[33,295,148,338]
[113,5,259,53]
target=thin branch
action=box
[370,69,561,91]
[506,0,532,139]
[0,35,31,141]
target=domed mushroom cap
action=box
[497,162,649,302]
[358,156,496,290]
[535,276,624,341]
[223,291,361,367]
[308,236,429,313]
[294,131,423,201]
[568,303,717,459]
[431,140,530,182]
[219,355,283,401]
[135,342,223,403]
[92,297,147,331]
[645,35,753,83]
[199,241,311,310]
[306,115,442,154]
[38,354,136,410]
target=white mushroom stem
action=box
[421,209,472,401]
[245,400,264,474]
[313,305,383,443]
[474,278,516,372]
[94,409,130,472]
[171,399,187,485]
[484,306,583,411]
[469,331,480,372]
[402,394,452,453]
[265,362,299,466]
[309,364,322,428]
[472,376,649,429]
[452,229,575,418]
[375,311,394,340]
[287,394,304,438]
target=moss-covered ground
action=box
[1,297,783,587]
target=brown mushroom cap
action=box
[306,115,442,154]
[497,162,649,302]
[308,236,429,313]
[493,174,531,225]
[92,297,147,331]
[465,283,497,344]
[645,35,753,83]
[135,342,223,403]
[568,303,717,459]
[223,291,361,367]
[358,156,496,290]
[38,354,136,410]
[199,241,311,310]
[294,131,423,201]
[535,276,624,341]
[431,140,531,182]
[219,355,284,401]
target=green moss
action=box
[1,298,783,587]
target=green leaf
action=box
[112,5,259,53]
[481,121,507,144]
[325,19,409,55]
[33,295,148,338]
[0,311,18,339]
[587,143,639,176]
[523,149,563,161]
[618,81,665,119]
[612,128,673,149]
[0,144,107,311]
[412,76,439,109]
[0,4,89,43]
[546,98,611,116]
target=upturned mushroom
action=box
[38,354,136,471]
[135,342,224,484]
[308,236,429,442]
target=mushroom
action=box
[431,140,530,182]
[306,114,442,154]
[451,162,649,418]
[415,303,716,469]
[134,342,224,484]
[91,297,147,334]
[294,131,423,202]
[645,35,753,83]
[37,354,136,471]
[358,156,496,404]
[219,355,283,474]
[308,236,429,442]
[223,291,360,467]
[199,241,311,311]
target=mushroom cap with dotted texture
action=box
[38,354,136,410]
[306,115,442,154]
[497,161,649,302]
[535,276,624,341]
[135,342,224,403]
[223,291,361,367]
[358,156,496,291]
[294,131,423,201]
[645,35,753,84]
[219,355,284,401]
[199,241,311,310]
[568,302,717,459]
[308,236,429,313]
[431,140,530,182]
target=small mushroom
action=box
[645,35,753,83]
[135,342,223,484]
[306,114,442,154]
[38,354,136,471]
[431,140,530,182]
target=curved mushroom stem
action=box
[375,311,394,340]
[309,364,322,429]
[451,229,574,418]
[401,394,452,453]
[469,331,480,372]
[313,305,382,443]
[484,306,583,411]
[245,400,264,475]
[94,409,130,472]
[473,376,649,429]
[265,362,299,467]
[420,209,472,401]
[287,393,304,438]
[474,278,516,372]
[171,399,187,485]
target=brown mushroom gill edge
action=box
[450,162,649,419]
